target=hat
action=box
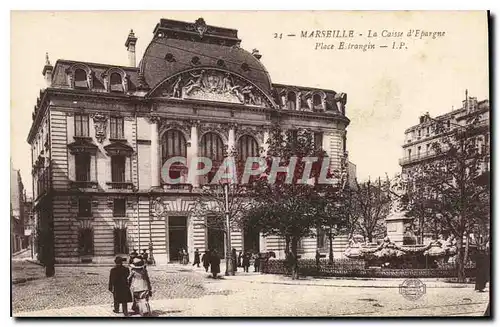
[114,256,126,264]
[130,257,145,268]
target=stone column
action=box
[263,129,270,155]
[227,124,236,182]
[150,117,160,188]
[189,121,199,187]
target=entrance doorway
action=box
[207,227,225,256]
[244,228,260,253]
[168,216,187,262]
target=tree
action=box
[350,177,391,243]
[242,123,338,279]
[405,121,490,282]
[191,182,252,275]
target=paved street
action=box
[12,261,489,317]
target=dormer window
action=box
[313,93,323,110]
[110,73,123,92]
[287,91,297,110]
[74,69,89,89]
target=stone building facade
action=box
[11,162,29,254]
[28,18,350,264]
[400,91,490,175]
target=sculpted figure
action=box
[183,70,206,95]
[171,76,182,98]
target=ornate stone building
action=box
[28,18,350,264]
[400,91,490,175]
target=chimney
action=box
[42,52,53,88]
[252,48,262,60]
[125,29,138,67]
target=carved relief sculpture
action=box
[155,69,270,108]
[91,113,108,143]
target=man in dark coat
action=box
[254,252,261,273]
[242,252,251,272]
[231,248,238,273]
[108,256,132,316]
[210,249,221,278]
[192,248,201,267]
[474,247,490,292]
[202,250,211,272]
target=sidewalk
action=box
[14,267,488,317]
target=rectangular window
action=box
[74,114,89,137]
[78,228,94,255]
[113,228,128,254]
[110,117,124,139]
[78,198,92,217]
[314,132,323,150]
[75,153,91,181]
[111,156,126,182]
[113,198,126,217]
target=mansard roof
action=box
[51,59,141,91]
[139,18,273,96]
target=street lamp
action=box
[223,182,235,276]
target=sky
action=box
[10,11,489,197]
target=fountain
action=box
[343,175,458,268]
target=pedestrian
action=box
[128,257,153,317]
[129,249,138,264]
[178,248,183,264]
[210,249,221,278]
[231,248,237,273]
[141,249,149,264]
[238,251,242,268]
[202,250,211,272]
[193,248,201,267]
[108,256,131,316]
[474,247,490,292]
[254,252,261,273]
[182,248,189,265]
[242,252,250,272]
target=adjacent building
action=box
[11,162,29,254]
[28,17,351,264]
[400,91,490,175]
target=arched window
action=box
[287,91,297,110]
[238,135,260,183]
[74,69,88,89]
[161,130,187,181]
[201,132,225,183]
[110,72,123,92]
[313,93,322,109]
[238,135,259,163]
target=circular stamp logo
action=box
[399,278,426,301]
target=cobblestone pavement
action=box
[13,262,489,317]
[11,261,207,313]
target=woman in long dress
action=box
[128,257,153,316]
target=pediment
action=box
[68,138,98,155]
[104,141,134,156]
[149,68,275,108]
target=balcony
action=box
[162,183,193,192]
[399,151,443,166]
[69,180,98,190]
[106,182,134,190]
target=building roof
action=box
[140,18,273,95]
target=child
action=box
[108,256,131,316]
[202,250,211,272]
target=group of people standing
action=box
[237,249,262,273]
[108,249,153,317]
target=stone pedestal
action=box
[385,212,412,246]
